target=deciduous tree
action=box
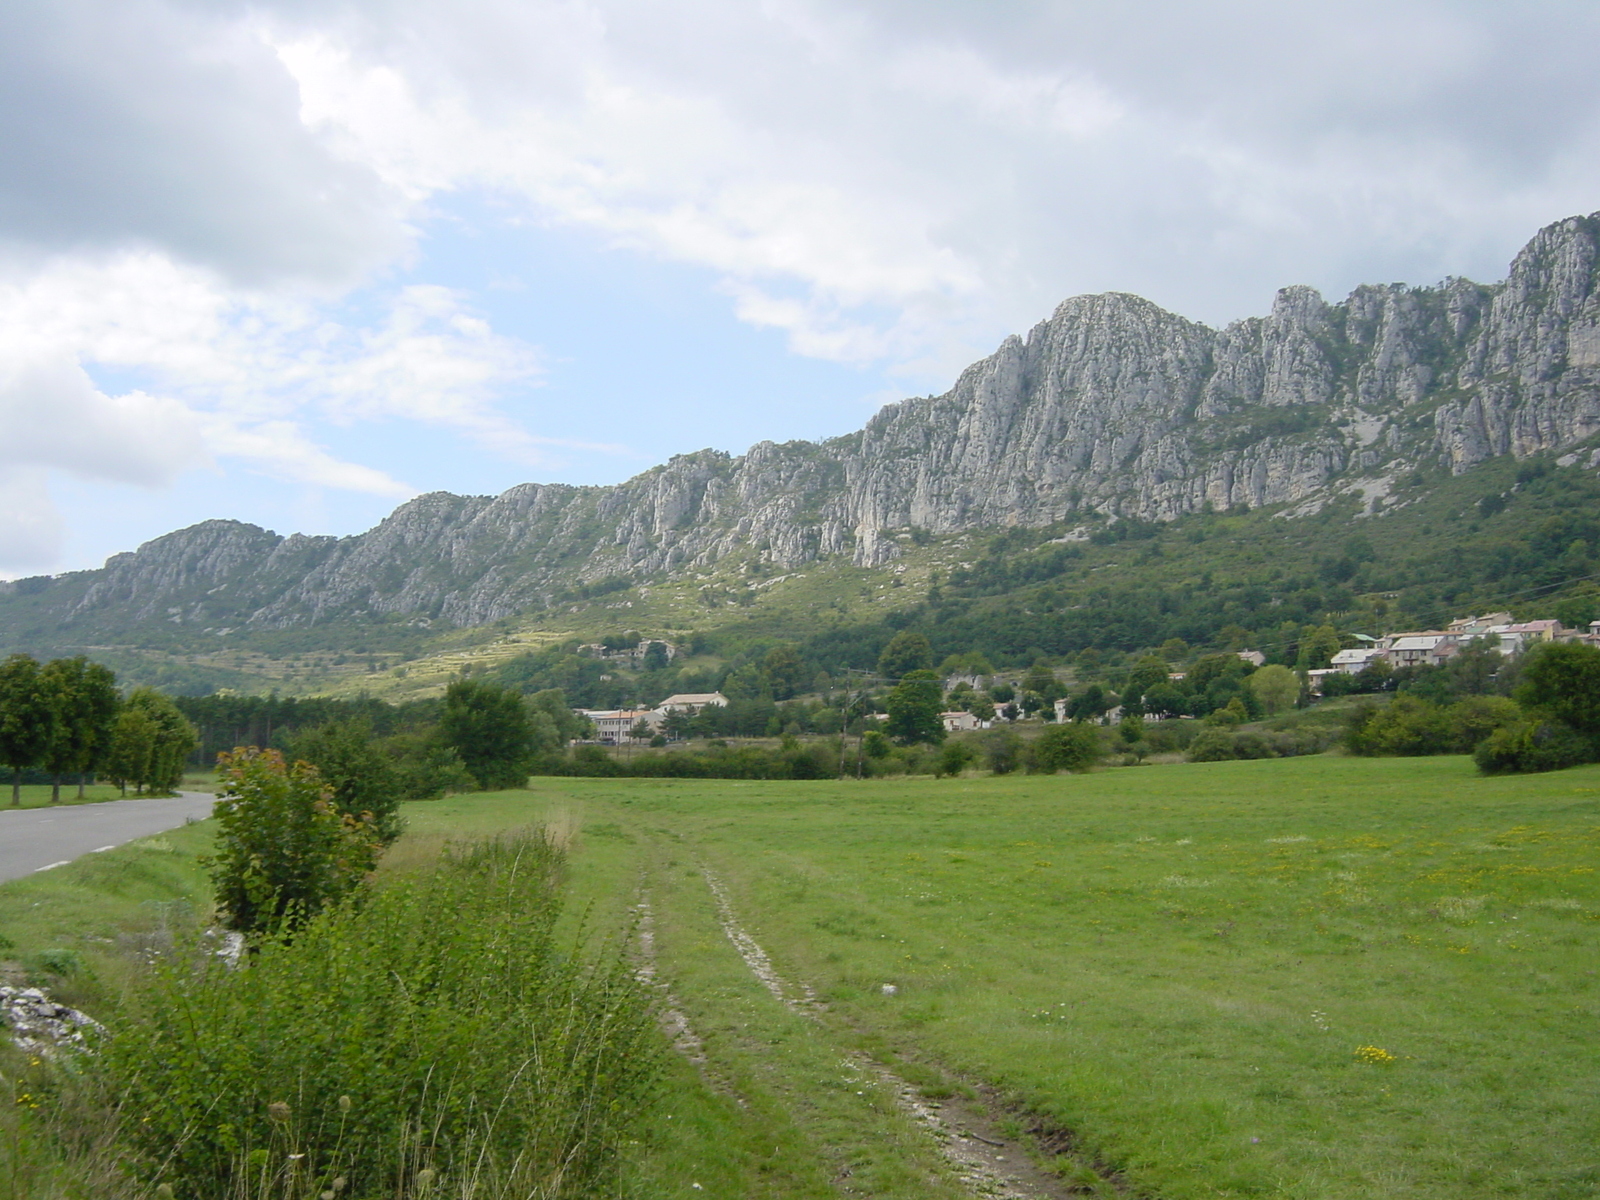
[1248,664,1301,715]
[1033,723,1102,773]
[291,717,403,843]
[884,669,944,745]
[877,631,932,681]
[39,656,119,802]
[0,654,52,805]
[132,688,198,794]
[440,680,537,790]
[1517,641,1600,735]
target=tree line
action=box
[0,653,197,802]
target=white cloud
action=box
[0,468,65,570]
[0,356,204,486]
[201,418,413,496]
[254,0,1600,378]
[0,0,409,287]
[0,250,571,566]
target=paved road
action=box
[0,793,216,884]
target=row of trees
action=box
[0,654,197,802]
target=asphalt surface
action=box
[0,792,216,884]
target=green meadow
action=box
[404,756,1600,1199]
[4,755,1598,1198]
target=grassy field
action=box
[4,755,1598,1198]
[400,756,1600,1199]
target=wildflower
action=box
[1354,1044,1396,1065]
[338,1094,352,1114]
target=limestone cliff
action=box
[9,212,1600,639]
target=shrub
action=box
[1187,727,1336,762]
[936,740,976,778]
[1345,695,1455,756]
[208,748,381,937]
[1475,719,1596,774]
[1187,728,1241,762]
[1346,695,1523,758]
[1447,695,1521,752]
[382,733,476,799]
[100,833,660,1200]
[1033,723,1102,773]
[552,740,842,780]
[982,727,1023,774]
[1141,720,1201,754]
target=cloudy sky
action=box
[4,0,1599,575]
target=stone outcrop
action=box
[9,212,1600,638]
[0,985,101,1054]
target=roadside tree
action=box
[0,654,53,806]
[104,707,157,794]
[106,689,197,794]
[39,656,120,802]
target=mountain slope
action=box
[6,212,1600,656]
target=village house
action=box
[653,692,728,716]
[1492,620,1562,655]
[578,708,663,744]
[1447,612,1514,636]
[1382,632,1457,669]
[1328,647,1384,674]
[940,710,989,733]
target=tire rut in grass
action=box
[632,891,707,1066]
[699,865,1120,1200]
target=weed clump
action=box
[98,831,661,1199]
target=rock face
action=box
[9,213,1600,638]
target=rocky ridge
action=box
[8,212,1600,639]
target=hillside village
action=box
[569,611,1598,745]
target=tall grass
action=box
[94,831,660,1200]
